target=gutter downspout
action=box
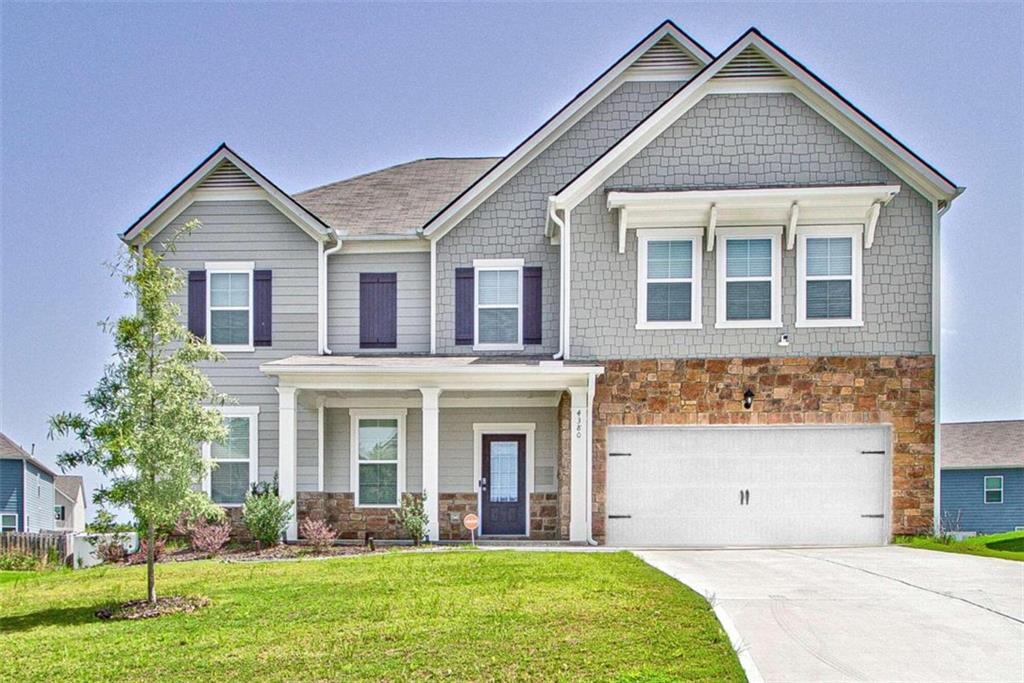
[320,237,344,355]
[549,199,565,360]
[931,195,957,535]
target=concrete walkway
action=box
[636,546,1024,683]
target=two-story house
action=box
[120,22,961,546]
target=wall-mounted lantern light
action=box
[743,388,755,410]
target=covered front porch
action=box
[260,356,603,543]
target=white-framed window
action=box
[1,513,17,533]
[474,258,523,351]
[716,228,782,328]
[350,409,406,508]
[636,229,703,329]
[54,505,66,522]
[796,227,863,327]
[206,261,254,351]
[984,476,1003,504]
[202,406,260,507]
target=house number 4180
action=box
[575,410,583,438]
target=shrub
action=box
[128,537,166,565]
[242,489,293,547]
[0,551,39,571]
[95,538,128,564]
[392,493,429,545]
[191,518,232,557]
[300,518,337,552]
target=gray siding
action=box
[570,93,934,359]
[154,200,320,485]
[436,81,683,354]
[327,251,430,353]
[439,407,558,493]
[942,468,1024,535]
[322,408,423,493]
[0,459,24,530]
[23,462,55,532]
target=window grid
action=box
[351,412,405,508]
[805,237,853,320]
[984,476,1003,505]
[724,238,773,322]
[475,266,522,348]
[646,240,694,323]
[210,416,252,506]
[208,268,252,348]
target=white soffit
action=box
[607,184,900,252]
[421,21,711,240]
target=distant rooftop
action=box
[941,420,1023,469]
[294,157,500,237]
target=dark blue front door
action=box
[481,435,526,535]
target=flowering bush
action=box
[300,518,337,552]
[96,538,129,564]
[128,537,166,565]
[191,518,232,557]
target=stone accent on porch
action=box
[438,492,478,540]
[529,492,559,540]
[297,492,412,540]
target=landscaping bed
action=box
[0,550,744,681]
[896,530,1024,561]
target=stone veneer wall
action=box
[591,356,935,542]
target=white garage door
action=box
[606,425,890,547]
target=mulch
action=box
[96,595,211,621]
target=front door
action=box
[480,434,527,535]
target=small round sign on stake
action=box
[463,513,479,545]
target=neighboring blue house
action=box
[0,432,57,533]
[941,421,1024,535]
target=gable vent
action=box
[198,161,258,190]
[714,46,788,79]
[627,37,701,79]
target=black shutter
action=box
[253,270,272,346]
[523,266,542,345]
[187,270,206,339]
[455,267,474,346]
[360,273,397,349]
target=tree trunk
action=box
[146,521,156,604]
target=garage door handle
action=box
[861,450,885,455]
[861,514,884,518]
[608,515,632,519]
[739,489,750,505]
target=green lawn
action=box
[896,530,1024,562]
[0,550,743,682]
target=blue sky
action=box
[2,2,1021,518]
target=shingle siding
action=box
[0,459,24,530]
[570,93,934,359]
[436,80,684,354]
[23,462,55,532]
[941,468,1024,535]
[327,252,430,353]
[154,200,320,487]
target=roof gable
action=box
[421,20,712,239]
[122,144,333,246]
[55,475,85,504]
[552,29,962,212]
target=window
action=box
[54,505,66,522]
[984,476,1003,504]
[203,407,259,506]
[1,513,16,533]
[716,230,782,328]
[474,259,523,350]
[350,410,406,507]
[206,262,254,350]
[797,228,863,327]
[636,229,702,329]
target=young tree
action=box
[50,221,227,603]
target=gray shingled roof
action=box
[941,420,1024,469]
[0,431,58,477]
[55,475,85,504]
[294,157,500,237]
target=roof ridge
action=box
[295,156,501,196]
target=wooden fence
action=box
[0,531,74,565]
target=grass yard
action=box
[0,549,744,682]
[896,530,1024,562]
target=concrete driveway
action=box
[636,546,1024,683]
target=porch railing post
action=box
[277,385,299,541]
[568,386,590,542]
[420,388,442,542]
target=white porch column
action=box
[277,386,298,541]
[568,386,590,542]
[420,387,441,542]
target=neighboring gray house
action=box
[0,432,57,533]
[120,22,962,546]
[54,475,87,533]
[940,421,1024,535]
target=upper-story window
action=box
[203,406,259,507]
[636,229,702,329]
[716,229,782,328]
[207,261,254,351]
[796,228,863,327]
[474,259,523,351]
